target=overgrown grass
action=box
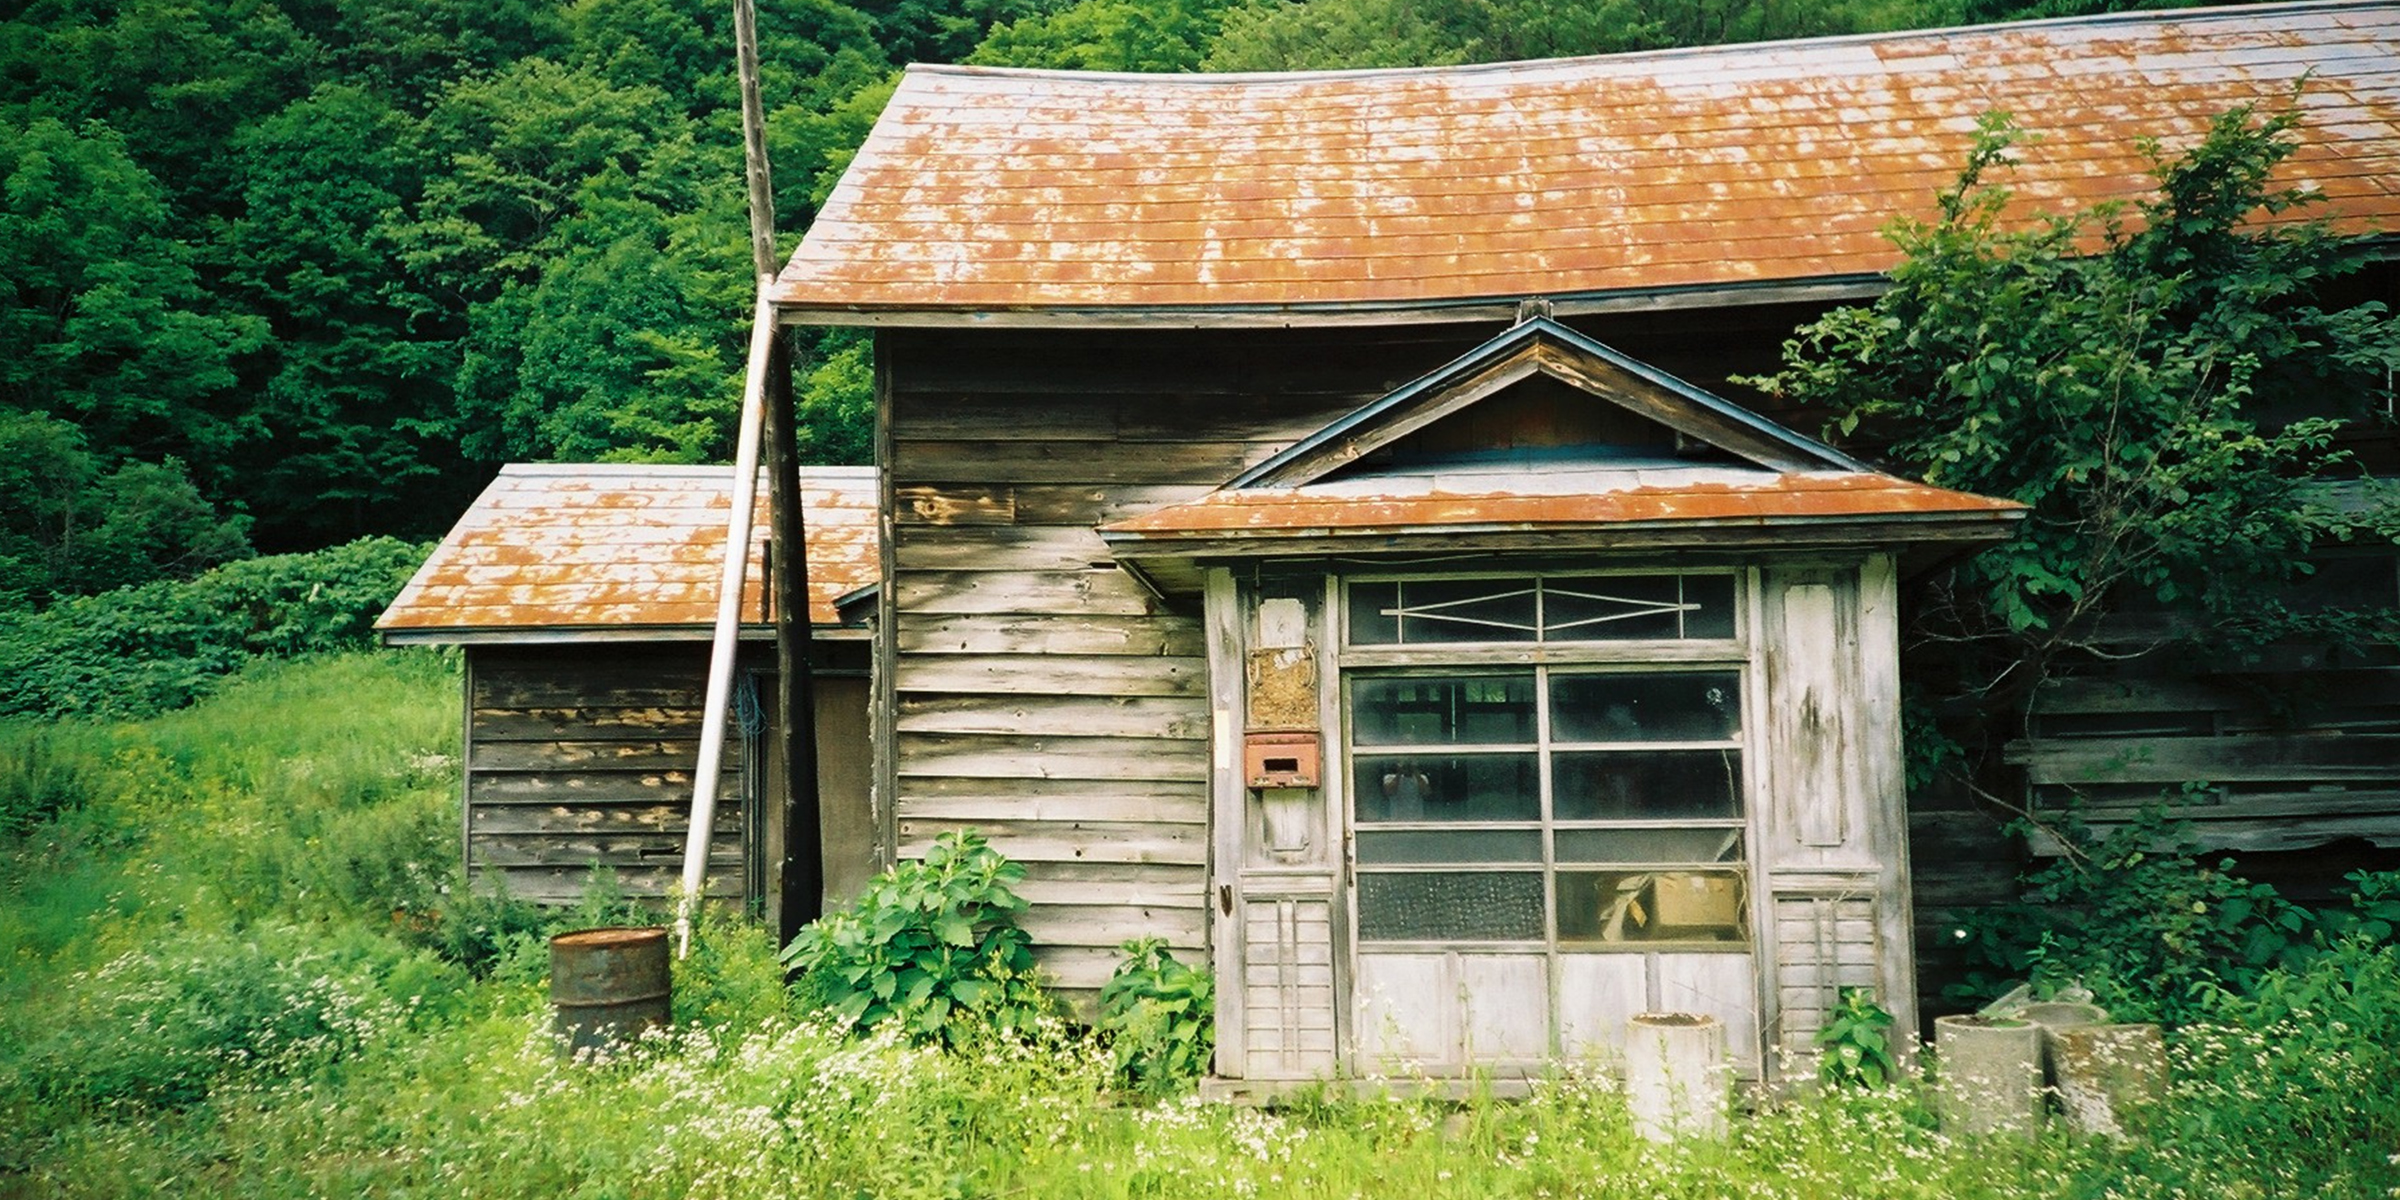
[4,651,2398,1200]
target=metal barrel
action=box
[550,926,672,1054]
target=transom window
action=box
[1343,573,1749,951]
[1347,573,1736,644]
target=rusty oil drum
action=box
[550,926,671,1053]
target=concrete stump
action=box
[1626,1012,1728,1142]
[2051,1023,2166,1136]
[1935,1014,2043,1137]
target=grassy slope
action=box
[2,651,2396,1200]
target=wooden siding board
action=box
[897,694,1209,739]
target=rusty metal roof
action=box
[377,464,879,642]
[774,1,2400,324]
[1100,467,2027,544]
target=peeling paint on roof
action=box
[376,464,879,638]
[1100,468,2027,540]
[775,1,2400,319]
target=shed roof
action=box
[773,0,2400,325]
[376,464,878,643]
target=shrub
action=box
[1097,937,1214,1099]
[1946,806,2334,1023]
[781,830,1052,1047]
[0,534,430,719]
[0,727,89,838]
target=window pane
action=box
[1348,581,1401,645]
[1680,575,1738,639]
[1555,869,1747,944]
[1554,827,1744,864]
[1358,871,1544,941]
[1352,674,1536,746]
[1394,579,1538,643]
[1552,751,1741,820]
[1354,753,1540,822]
[1357,828,1542,864]
[1543,574,1737,641]
[1549,671,1741,743]
[1542,575,1682,640]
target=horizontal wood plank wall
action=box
[465,644,766,907]
[882,325,1485,999]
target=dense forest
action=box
[1,0,2204,609]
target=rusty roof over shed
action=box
[376,464,878,642]
[773,0,2400,324]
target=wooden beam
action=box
[767,329,822,944]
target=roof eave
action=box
[1099,507,2026,560]
[377,622,872,647]
[770,274,1897,330]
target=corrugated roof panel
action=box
[774,1,2400,319]
[376,464,879,637]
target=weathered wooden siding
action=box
[881,326,1503,996]
[2007,583,2400,856]
[466,644,757,905]
[464,642,872,911]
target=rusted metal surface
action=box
[377,463,878,637]
[550,926,672,1053]
[1100,469,2028,539]
[774,2,2400,320]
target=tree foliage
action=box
[1741,103,2400,782]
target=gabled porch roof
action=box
[1098,318,2023,576]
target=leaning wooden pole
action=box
[676,287,775,956]
[678,0,796,956]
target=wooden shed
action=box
[376,463,881,923]
[758,0,2400,1084]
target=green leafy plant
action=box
[1740,101,2400,840]
[0,535,433,719]
[1814,988,1900,1089]
[1097,937,1215,1099]
[780,830,1051,1047]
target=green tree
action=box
[1202,0,1918,71]
[220,85,469,542]
[0,411,250,610]
[0,117,269,488]
[969,0,1240,71]
[1740,104,2400,783]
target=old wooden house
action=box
[376,463,882,922]
[753,1,2398,1085]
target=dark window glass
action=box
[1680,575,1738,639]
[1353,753,1540,823]
[1549,671,1741,743]
[1357,828,1543,864]
[1348,581,1401,644]
[1358,871,1545,941]
[1394,579,1539,643]
[1543,575,1682,640]
[1352,674,1536,746]
[1551,751,1742,820]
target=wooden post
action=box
[731,0,777,279]
[676,288,776,956]
[766,331,820,945]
